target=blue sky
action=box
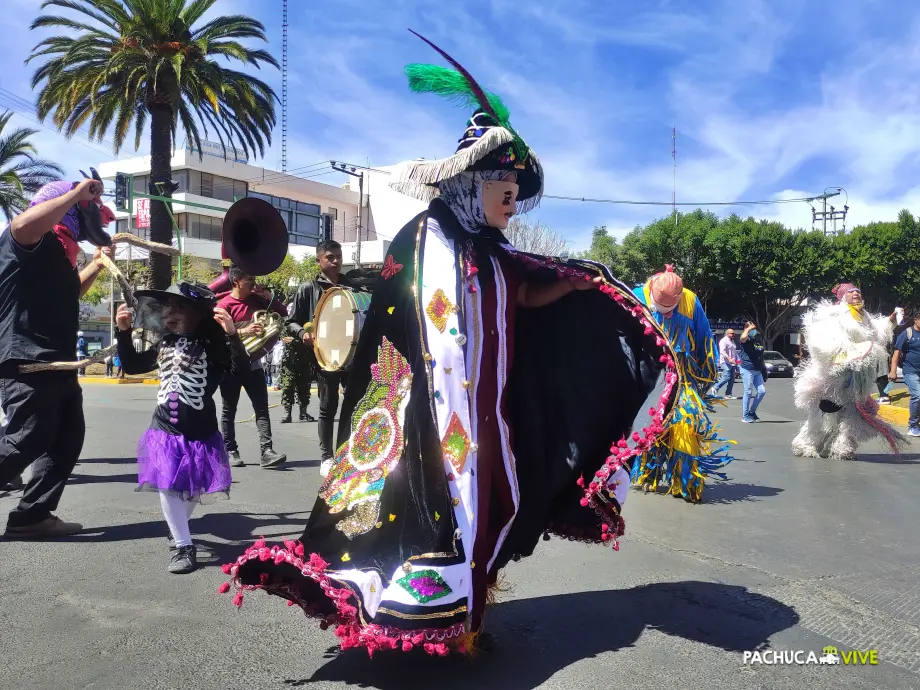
[2,0,919,250]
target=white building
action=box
[95,141,390,268]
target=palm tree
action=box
[0,111,64,223]
[28,0,279,288]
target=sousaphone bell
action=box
[207,197,289,359]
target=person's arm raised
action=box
[10,179,102,247]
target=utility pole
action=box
[281,0,288,173]
[331,161,364,268]
[809,188,848,236]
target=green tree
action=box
[620,210,723,304]
[715,219,834,348]
[28,0,278,289]
[581,225,624,276]
[0,110,63,222]
[173,255,220,286]
[259,253,320,300]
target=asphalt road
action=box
[1,377,919,690]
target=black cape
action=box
[224,200,680,656]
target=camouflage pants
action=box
[280,341,314,415]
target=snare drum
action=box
[313,286,373,372]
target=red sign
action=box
[136,198,150,228]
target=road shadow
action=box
[854,452,920,465]
[68,472,138,485]
[26,510,311,553]
[701,482,784,504]
[289,581,798,690]
[74,456,138,465]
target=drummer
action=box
[286,240,355,477]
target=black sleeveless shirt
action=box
[0,228,80,377]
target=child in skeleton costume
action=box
[219,32,681,656]
[631,266,734,502]
[116,283,249,574]
[792,283,905,461]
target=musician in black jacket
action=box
[286,240,354,476]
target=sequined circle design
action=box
[320,338,412,539]
[425,288,458,333]
[396,569,453,604]
[441,412,471,475]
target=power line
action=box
[542,194,822,206]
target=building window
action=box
[175,213,222,242]
[200,172,214,198]
[133,174,148,194]
[328,207,338,220]
[188,170,202,195]
[172,169,189,193]
[233,179,248,200]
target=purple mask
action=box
[30,181,80,240]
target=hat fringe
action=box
[390,127,515,201]
[390,127,544,213]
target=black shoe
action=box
[229,451,245,468]
[260,449,287,468]
[168,544,197,574]
[301,410,316,422]
[280,413,292,424]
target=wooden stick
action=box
[110,233,180,256]
[18,234,177,374]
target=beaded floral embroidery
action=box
[320,338,413,538]
[425,289,458,333]
[441,412,471,475]
[396,569,453,604]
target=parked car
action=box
[763,351,794,377]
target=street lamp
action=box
[331,161,364,268]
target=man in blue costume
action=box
[631,265,733,502]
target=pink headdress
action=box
[649,265,684,308]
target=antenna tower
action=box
[281,0,288,173]
[672,126,677,228]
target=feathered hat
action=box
[390,30,544,212]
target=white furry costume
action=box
[792,300,906,460]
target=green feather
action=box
[405,64,511,127]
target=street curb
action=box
[80,377,147,385]
[876,402,909,427]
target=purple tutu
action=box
[137,428,231,502]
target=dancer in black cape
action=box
[219,32,682,656]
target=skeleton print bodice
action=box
[116,329,248,441]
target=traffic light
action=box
[114,173,129,211]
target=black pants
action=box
[220,367,273,454]
[317,369,348,460]
[0,372,84,527]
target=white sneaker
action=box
[320,458,334,478]
[908,427,920,438]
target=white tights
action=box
[159,492,198,547]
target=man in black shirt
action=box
[286,240,354,476]
[0,178,113,537]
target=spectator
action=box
[104,354,114,378]
[739,320,767,423]
[113,353,123,378]
[76,331,87,376]
[710,328,740,399]
[890,310,920,437]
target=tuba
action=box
[207,197,289,360]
